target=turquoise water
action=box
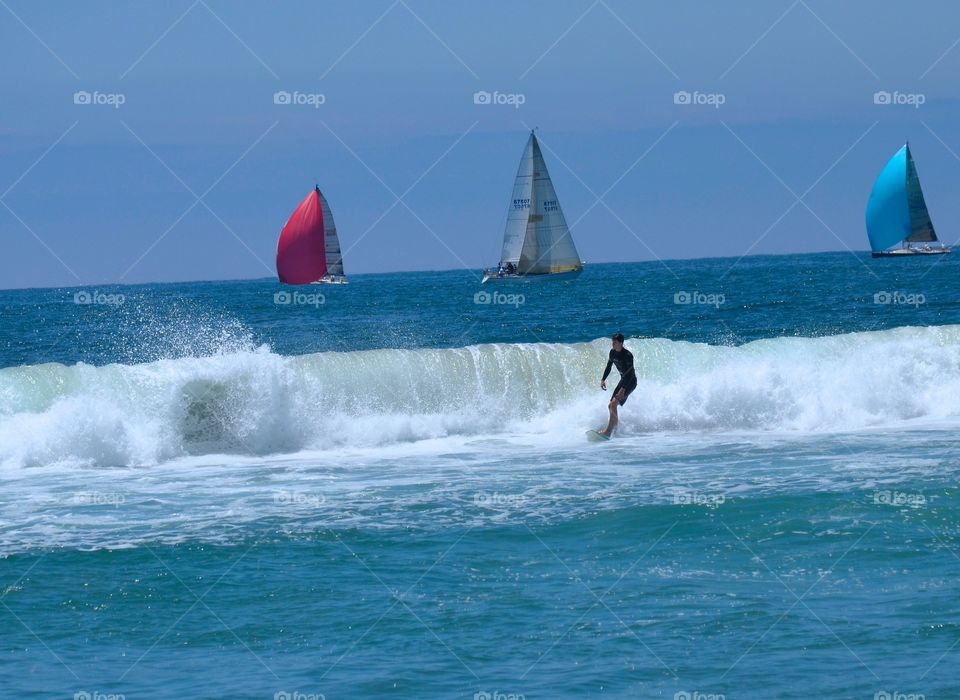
[2,253,960,698]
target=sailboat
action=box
[276,186,348,285]
[866,144,949,257]
[482,131,583,283]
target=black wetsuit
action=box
[602,347,637,405]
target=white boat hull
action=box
[312,275,349,284]
[872,247,950,258]
[481,268,583,284]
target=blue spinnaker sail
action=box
[866,146,911,253]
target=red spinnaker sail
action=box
[276,187,327,284]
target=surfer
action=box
[598,333,636,436]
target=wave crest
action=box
[3,325,960,467]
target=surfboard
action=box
[585,429,610,442]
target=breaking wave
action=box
[3,325,960,468]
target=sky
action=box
[2,0,960,289]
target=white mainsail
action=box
[317,188,345,278]
[498,132,581,275]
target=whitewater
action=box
[3,325,960,469]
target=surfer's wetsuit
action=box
[602,347,637,405]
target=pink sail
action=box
[276,187,327,284]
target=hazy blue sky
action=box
[3,0,960,288]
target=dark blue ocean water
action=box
[2,253,960,699]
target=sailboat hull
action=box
[481,268,583,284]
[872,247,950,258]
[312,275,350,284]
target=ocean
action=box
[2,252,960,699]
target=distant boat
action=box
[482,131,583,283]
[276,186,348,285]
[866,144,949,258]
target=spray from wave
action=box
[3,324,960,468]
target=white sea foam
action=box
[3,325,960,469]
